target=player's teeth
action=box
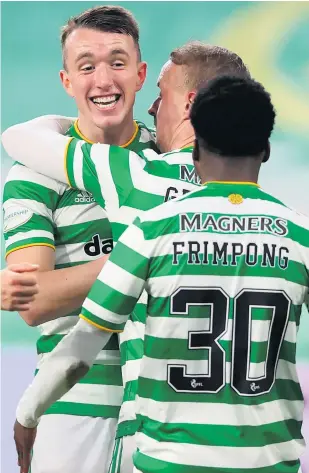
[93,95,117,104]
[95,102,117,109]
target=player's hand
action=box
[14,419,37,473]
[1,263,39,311]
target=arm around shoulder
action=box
[2,115,75,183]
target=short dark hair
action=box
[190,76,276,158]
[170,41,250,90]
[61,5,141,68]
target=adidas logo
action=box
[75,191,95,203]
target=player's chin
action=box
[93,113,126,130]
[95,108,130,128]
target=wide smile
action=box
[89,94,121,110]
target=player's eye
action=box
[81,64,94,72]
[112,61,125,68]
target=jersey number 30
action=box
[167,288,290,396]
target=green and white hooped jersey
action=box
[2,120,157,418]
[64,140,199,434]
[80,182,309,473]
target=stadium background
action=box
[1,1,308,472]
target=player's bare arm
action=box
[7,247,108,325]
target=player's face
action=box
[60,28,146,131]
[148,61,189,152]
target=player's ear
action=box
[59,70,74,98]
[262,142,270,163]
[136,62,147,92]
[184,91,196,119]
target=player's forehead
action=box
[157,60,173,88]
[65,27,136,63]
[157,60,185,90]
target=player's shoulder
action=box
[257,187,309,231]
[4,163,67,199]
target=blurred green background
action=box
[1,0,308,357]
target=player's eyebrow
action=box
[109,48,130,58]
[75,51,95,63]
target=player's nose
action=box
[148,103,156,117]
[94,64,114,88]
[148,97,160,117]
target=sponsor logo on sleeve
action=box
[3,206,33,232]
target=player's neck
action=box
[198,153,260,185]
[169,122,195,151]
[76,114,136,145]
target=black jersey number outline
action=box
[167,287,290,396]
